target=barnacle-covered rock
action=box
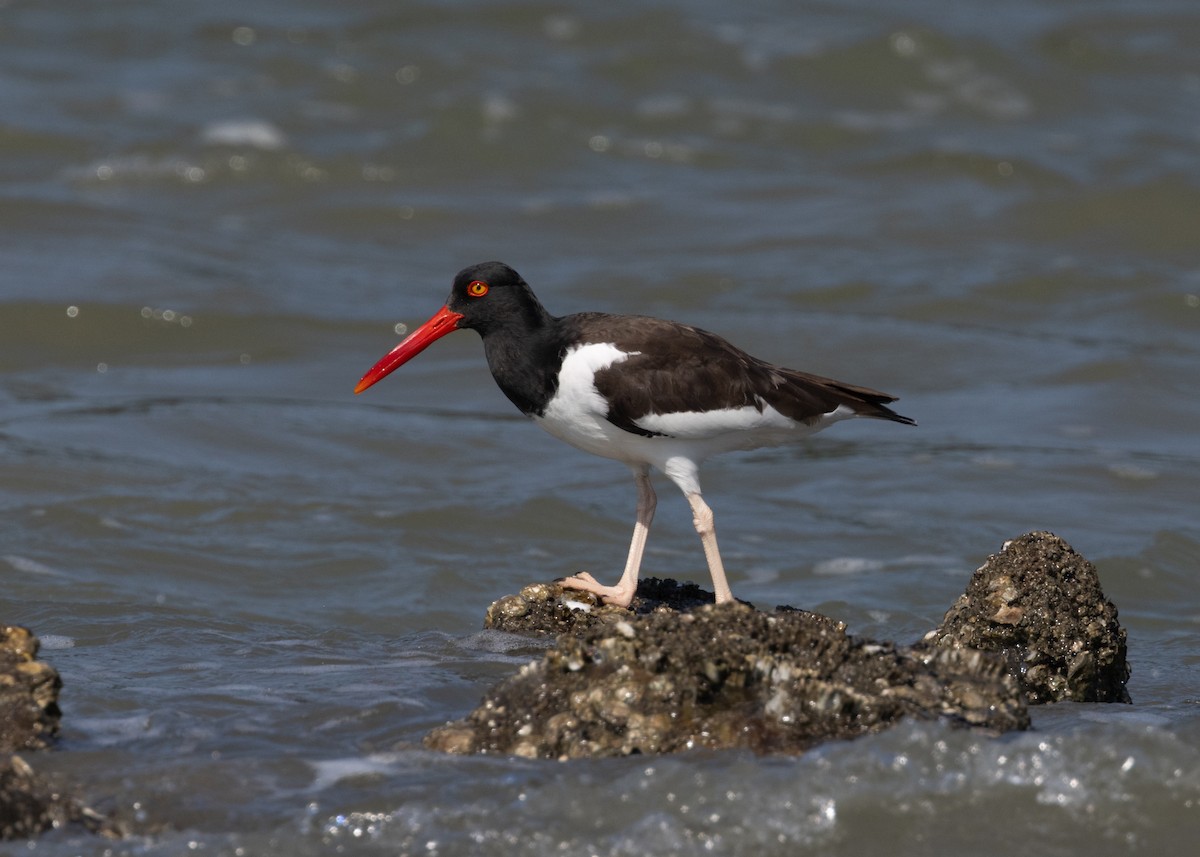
[923,532,1131,703]
[0,626,61,753]
[433,532,1130,758]
[430,601,1027,758]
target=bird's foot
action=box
[558,572,636,609]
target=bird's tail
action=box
[780,369,917,426]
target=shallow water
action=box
[2,0,1199,854]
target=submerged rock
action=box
[0,626,61,752]
[430,600,1028,758]
[431,532,1131,758]
[0,754,119,840]
[923,531,1131,703]
[0,755,58,840]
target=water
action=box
[2,0,1199,853]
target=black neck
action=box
[477,311,568,417]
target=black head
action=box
[353,261,554,396]
[445,261,552,337]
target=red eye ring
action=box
[466,280,489,298]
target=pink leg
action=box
[561,465,655,608]
[685,492,733,603]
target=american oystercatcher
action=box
[355,261,914,608]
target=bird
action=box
[354,261,914,608]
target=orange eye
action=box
[466,280,489,298]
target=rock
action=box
[429,601,1029,758]
[0,626,62,752]
[430,532,1131,758]
[0,755,121,840]
[922,532,1131,704]
[0,627,123,840]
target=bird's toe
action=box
[559,573,635,608]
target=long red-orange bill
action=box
[354,305,464,394]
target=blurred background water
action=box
[2,0,1198,854]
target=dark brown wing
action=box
[568,313,914,436]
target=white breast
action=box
[534,342,641,460]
